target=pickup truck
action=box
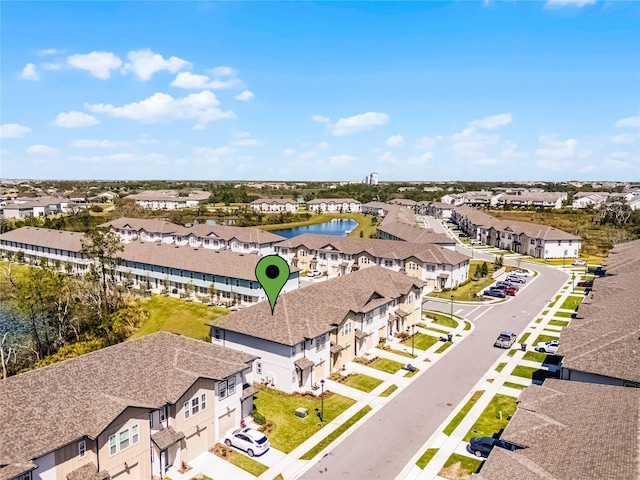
[587,266,606,277]
[494,331,517,349]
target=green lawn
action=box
[389,348,417,359]
[510,365,538,380]
[495,362,507,373]
[554,311,574,318]
[517,332,531,344]
[426,326,450,335]
[369,357,405,374]
[535,318,543,323]
[299,406,372,460]
[229,453,269,476]
[533,334,558,345]
[435,342,453,354]
[523,351,547,363]
[343,374,383,393]
[464,321,472,331]
[463,393,518,441]
[503,381,527,390]
[438,453,483,479]
[134,294,230,340]
[252,386,356,453]
[443,391,485,436]
[548,319,569,327]
[424,311,459,329]
[404,367,419,377]
[507,349,517,357]
[548,295,561,308]
[416,448,439,469]
[380,384,398,397]
[428,268,497,301]
[402,333,440,351]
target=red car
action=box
[577,280,593,288]
[503,287,516,296]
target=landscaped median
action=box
[211,443,269,476]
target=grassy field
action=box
[548,319,570,327]
[300,406,372,460]
[495,362,507,373]
[523,351,548,363]
[553,311,574,318]
[463,393,518,441]
[439,453,483,479]
[133,295,229,340]
[258,212,378,238]
[423,311,459,329]
[560,296,584,310]
[252,386,355,453]
[503,381,527,390]
[416,448,439,469]
[517,332,531,344]
[428,259,501,301]
[229,452,269,476]
[369,357,405,374]
[443,390,485,436]
[402,333,440,351]
[533,334,559,345]
[435,342,452,354]
[380,384,398,397]
[343,374,383,392]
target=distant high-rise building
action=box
[362,171,379,185]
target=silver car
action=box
[224,427,270,456]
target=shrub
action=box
[251,409,266,425]
[89,205,103,212]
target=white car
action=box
[511,270,532,277]
[535,340,559,354]
[572,260,587,266]
[307,269,321,278]
[224,427,270,457]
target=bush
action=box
[89,205,103,212]
[251,409,266,425]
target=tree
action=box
[494,255,504,269]
[474,264,481,279]
[81,227,123,313]
[481,261,489,278]
[208,282,218,305]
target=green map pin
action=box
[255,255,290,315]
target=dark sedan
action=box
[577,280,594,288]
[483,289,506,298]
[467,436,514,458]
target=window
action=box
[160,406,167,423]
[108,424,139,456]
[316,334,327,352]
[256,362,262,374]
[365,311,373,324]
[78,440,86,458]
[385,260,393,267]
[201,393,207,411]
[408,292,415,303]
[220,381,227,399]
[109,435,117,456]
[228,376,236,394]
[191,397,200,415]
[361,256,370,264]
[380,304,388,315]
[331,254,338,261]
[319,253,326,259]
[184,400,190,419]
[16,472,32,480]
[149,412,153,428]
[342,322,352,336]
[132,424,139,445]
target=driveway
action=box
[298,260,567,480]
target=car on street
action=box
[572,260,587,266]
[307,269,321,278]
[467,436,515,458]
[535,340,559,354]
[224,427,270,457]
[494,331,517,348]
[484,289,506,298]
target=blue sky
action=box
[1,1,639,182]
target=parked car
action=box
[224,427,270,457]
[494,331,517,348]
[587,266,606,277]
[496,281,519,291]
[577,280,593,288]
[502,287,516,296]
[511,270,532,277]
[307,269,321,278]
[470,240,482,245]
[467,436,515,458]
[505,275,526,284]
[572,260,587,266]
[484,289,506,298]
[535,340,559,354]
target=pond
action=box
[270,219,358,239]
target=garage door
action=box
[218,409,236,440]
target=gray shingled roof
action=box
[66,462,110,480]
[0,332,255,467]
[151,427,185,450]
[0,226,86,251]
[210,266,425,346]
[473,380,640,480]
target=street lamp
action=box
[450,295,454,323]
[572,273,575,293]
[563,250,567,268]
[320,379,325,423]
[406,325,415,357]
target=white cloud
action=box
[414,135,444,149]
[615,116,640,128]
[377,151,398,165]
[235,90,254,101]
[208,66,236,77]
[578,165,596,173]
[282,148,296,156]
[67,51,123,79]
[193,124,205,131]
[300,151,316,160]
[71,139,128,148]
[371,147,382,154]
[611,134,636,144]
[536,135,578,160]
[317,142,329,150]
[407,151,433,165]
[469,113,512,129]
[385,135,405,147]
[20,63,39,81]
[328,154,356,165]
[473,158,499,166]
[51,111,100,128]
[232,138,263,147]
[312,115,330,123]
[545,0,596,7]
[194,146,236,156]
[70,153,166,163]
[85,90,235,124]
[123,49,190,81]
[38,48,61,56]
[170,72,241,89]
[27,145,59,155]
[452,127,500,159]
[0,123,31,138]
[41,63,62,71]
[332,112,389,136]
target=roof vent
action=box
[193,248,198,251]
[175,245,179,248]
[239,254,244,256]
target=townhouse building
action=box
[361,201,391,217]
[209,267,424,393]
[1,197,72,219]
[102,217,285,256]
[0,227,299,306]
[273,234,469,291]
[306,198,362,213]
[571,192,610,209]
[249,198,299,213]
[416,201,453,219]
[124,190,210,210]
[0,332,256,480]
[375,207,455,248]
[494,191,567,209]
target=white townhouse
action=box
[102,217,285,256]
[361,201,390,217]
[249,198,299,213]
[125,190,210,210]
[0,332,256,480]
[1,197,71,219]
[306,198,362,213]
[0,227,300,306]
[210,267,424,393]
[571,192,610,209]
[494,192,567,209]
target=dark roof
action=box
[0,332,255,467]
[151,427,186,450]
[211,266,424,346]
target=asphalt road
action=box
[299,258,568,480]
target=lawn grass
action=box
[402,333,439,351]
[134,294,229,340]
[517,332,531,344]
[533,334,558,345]
[343,374,383,393]
[252,385,356,453]
[229,453,269,476]
[503,381,527,390]
[369,357,405,374]
[495,362,507,373]
[299,406,372,460]
[535,318,543,323]
[548,319,570,327]
[464,321,472,331]
[523,351,548,363]
[424,311,459,329]
[463,393,518,441]
[416,448,439,469]
[434,342,453,354]
[548,295,561,308]
[510,365,539,380]
[438,453,483,479]
[507,349,517,357]
[380,384,398,397]
[542,310,550,316]
[426,326,451,335]
[554,311,574,318]
[443,391,485,436]
[428,262,498,301]
[388,348,417,359]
